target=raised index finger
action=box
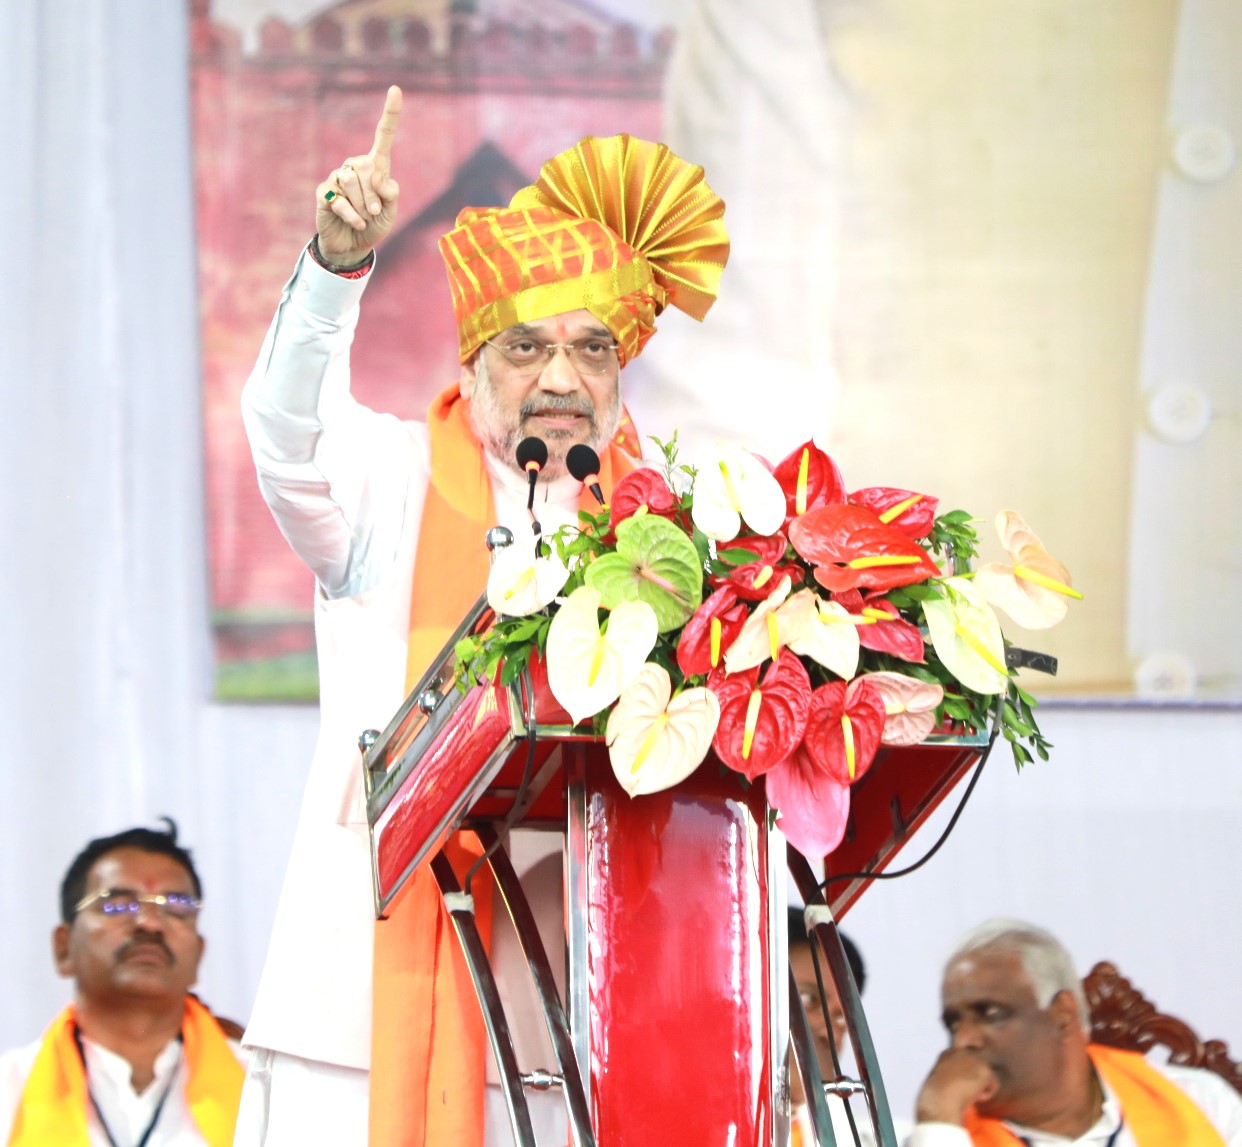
[370,85,403,162]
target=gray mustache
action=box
[521,396,594,420]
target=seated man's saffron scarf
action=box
[7,996,243,1147]
[963,1044,1226,1146]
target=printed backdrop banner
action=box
[194,0,1242,704]
[192,0,674,699]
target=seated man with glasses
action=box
[790,909,872,1146]
[0,821,245,1146]
[788,910,912,1146]
[239,86,728,1145]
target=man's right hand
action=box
[314,85,403,267]
[914,1048,1001,1126]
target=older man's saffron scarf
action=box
[368,382,635,1147]
[962,1044,1226,1146]
[7,996,243,1147]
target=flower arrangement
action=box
[454,436,1081,858]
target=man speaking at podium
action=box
[237,86,728,1146]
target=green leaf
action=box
[692,528,712,568]
[716,545,763,566]
[503,616,546,643]
[1002,701,1035,738]
[942,698,973,721]
[893,583,937,602]
[584,515,703,632]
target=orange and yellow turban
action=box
[439,134,730,365]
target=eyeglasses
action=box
[483,336,619,375]
[74,888,202,923]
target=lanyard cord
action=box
[72,1026,180,1147]
[1018,1121,1125,1147]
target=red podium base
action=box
[568,748,777,1145]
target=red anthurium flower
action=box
[765,745,851,858]
[832,589,925,663]
[849,486,938,540]
[608,468,680,532]
[709,651,811,780]
[709,532,801,601]
[801,678,887,785]
[773,440,848,528]
[676,585,749,677]
[788,504,941,593]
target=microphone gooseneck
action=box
[516,436,548,538]
[566,443,606,506]
[516,436,548,514]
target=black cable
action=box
[462,674,540,897]
[820,697,1003,891]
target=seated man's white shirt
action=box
[0,1033,246,1146]
[794,1095,912,1146]
[904,1060,1242,1146]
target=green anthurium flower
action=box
[584,513,703,632]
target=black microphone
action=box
[566,444,606,506]
[515,437,548,513]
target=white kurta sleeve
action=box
[904,1123,972,1147]
[1159,1062,1242,1146]
[241,247,418,600]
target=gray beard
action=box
[467,352,621,478]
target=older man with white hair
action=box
[909,918,1242,1146]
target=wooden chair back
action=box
[1084,960,1242,1095]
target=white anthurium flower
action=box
[922,577,1010,695]
[690,443,787,542]
[545,586,658,725]
[485,543,571,618]
[606,663,721,797]
[780,590,862,681]
[974,510,1082,630]
[722,575,793,674]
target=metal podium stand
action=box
[363,593,994,1145]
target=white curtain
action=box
[0,1,314,1044]
[1,0,1239,1125]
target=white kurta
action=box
[904,1059,1242,1147]
[240,250,589,1078]
[0,1033,245,1146]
